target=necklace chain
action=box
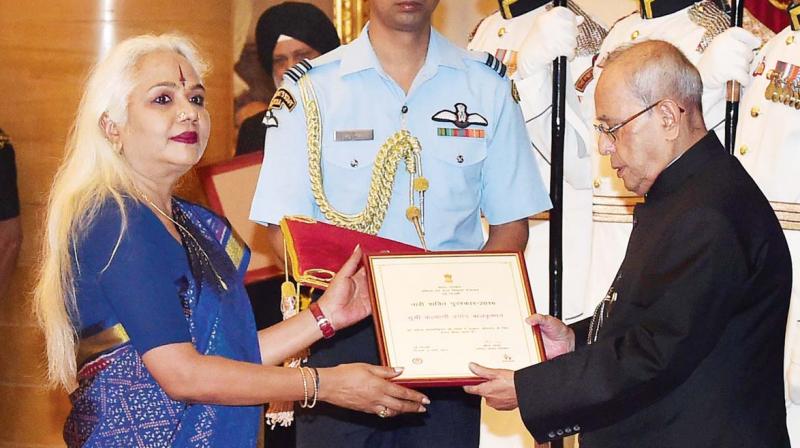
[135,188,228,291]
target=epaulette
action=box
[282,50,342,84]
[283,59,314,83]
[470,51,508,78]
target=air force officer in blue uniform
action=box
[251,1,550,446]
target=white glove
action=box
[697,27,761,90]
[517,7,584,80]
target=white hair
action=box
[605,40,703,113]
[34,34,208,391]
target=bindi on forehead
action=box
[178,65,187,87]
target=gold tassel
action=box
[265,239,310,428]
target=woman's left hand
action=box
[318,245,371,331]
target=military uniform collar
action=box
[645,132,722,200]
[789,1,800,31]
[498,0,550,19]
[338,24,465,77]
[639,0,697,19]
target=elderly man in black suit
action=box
[464,40,792,448]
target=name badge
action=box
[334,129,374,141]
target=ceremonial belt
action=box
[772,201,800,231]
[589,198,799,229]
[592,195,644,223]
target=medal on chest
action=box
[765,60,800,110]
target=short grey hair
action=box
[603,40,703,113]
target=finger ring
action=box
[377,406,390,418]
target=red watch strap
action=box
[309,302,335,339]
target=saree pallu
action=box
[64,199,262,447]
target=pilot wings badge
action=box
[431,103,488,129]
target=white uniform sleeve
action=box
[515,66,592,190]
[480,78,552,224]
[249,81,316,226]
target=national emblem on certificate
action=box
[363,252,546,387]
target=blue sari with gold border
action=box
[64,198,261,447]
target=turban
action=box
[255,2,341,75]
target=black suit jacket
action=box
[235,111,268,156]
[515,133,792,447]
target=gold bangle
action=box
[299,366,310,408]
[307,367,319,408]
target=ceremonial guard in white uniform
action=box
[735,4,800,443]
[469,2,609,446]
[582,0,760,316]
[469,0,606,326]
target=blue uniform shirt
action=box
[250,26,551,251]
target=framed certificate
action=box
[197,151,282,284]
[363,251,546,387]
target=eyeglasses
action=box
[594,99,684,142]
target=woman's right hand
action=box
[318,363,430,418]
[317,245,371,332]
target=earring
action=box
[112,141,123,154]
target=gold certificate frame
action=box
[363,251,546,387]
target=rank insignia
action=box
[640,0,656,19]
[284,59,313,83]
[483,53,508,78]
[500,0,527,20]
[432,103,488,129]
[263,87,297,129]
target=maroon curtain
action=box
[747,0,790,32]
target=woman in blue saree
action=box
[34,34,428,447]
